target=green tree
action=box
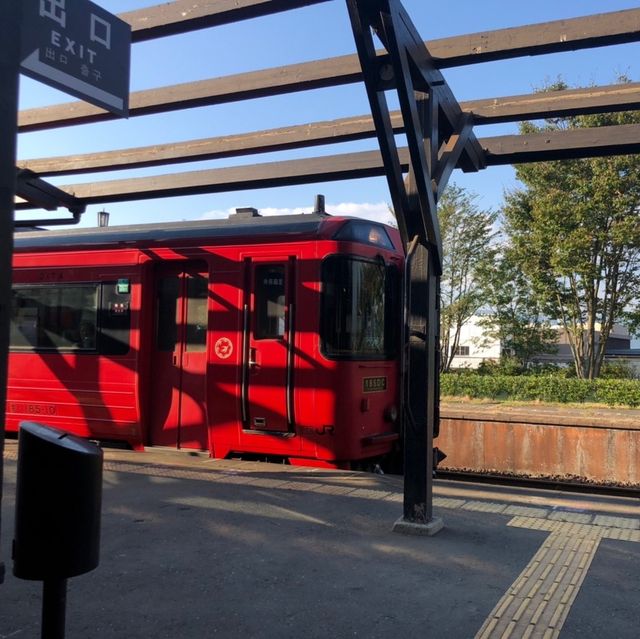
[477,248,558,370]
[503,80,640,379]
[439,184,497,372]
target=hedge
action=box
[440,374,640,407]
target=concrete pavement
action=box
[1,442,639,638]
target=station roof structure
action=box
[6,0,640,534]
[13,0,640,225]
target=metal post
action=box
[42,579,68,639]
[424,249,440,504]
[0,1,23,585]
[393,240,443,535]
[406,241,429,516]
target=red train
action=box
[7,206,404,469]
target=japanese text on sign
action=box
[21,0,131,117]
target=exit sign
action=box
[20,0,131,117]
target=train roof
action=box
[13,213,400,252]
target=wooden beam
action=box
[18,9,640,132]
[482,123,640,164]
[19,114,396,176]
[433,114,480,198]
[470,82,640,124]
[16,124,640,208]
[15,150,392,208]
[123,0,332,42]
[19,83,640,177]
[123,2,640,62]
[16,170,85,213]
[428,8,640,67]
[17,54,363,132]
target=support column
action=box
[0,2,22,584]
[393,240,443,536]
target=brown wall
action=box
[438,403,640,485]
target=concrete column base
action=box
[392,515,444,536]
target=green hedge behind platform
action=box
[440,374,640,407]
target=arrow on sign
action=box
[21,49,124,111]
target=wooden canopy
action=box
[14,2,640,218]
[7,0,640,531]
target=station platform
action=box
[1,441,639,638]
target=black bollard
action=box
[13,422,103,639]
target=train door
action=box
[243,258,295,433]
[149,261,209,449]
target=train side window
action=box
[255,265,285,339]
[10,285,99,351]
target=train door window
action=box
[185,274,208,352]
[156,277,179,351]
[255,265,285,339]
[99,282,132,355]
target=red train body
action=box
[7,212,404,469]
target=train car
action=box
[7,206,404,469]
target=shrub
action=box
[594,379,640,406]
[598,361,638,380]
[523,362,569,377]
[440,373,640,407]
[476,357,524,376]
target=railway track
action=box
[437,469,640,499]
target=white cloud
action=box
[200,201,396,226]
[200,206,307,220]
[256,206,309,217]
[329,201,396,226]
[200,207,236,220]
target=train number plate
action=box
[363,376,387,393]
[8,402,57,416]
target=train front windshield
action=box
[321,255,398,359]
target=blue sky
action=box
[16,0,640,227]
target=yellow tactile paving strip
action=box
[475,519,640,639]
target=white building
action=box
[447,316,501,369]
[448,316,637,371]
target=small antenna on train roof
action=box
[314,194,327,215]
[232,207,261,218]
